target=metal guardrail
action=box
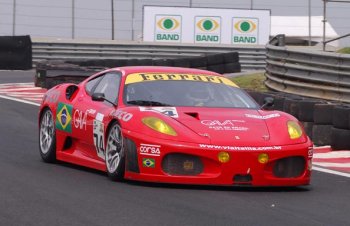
[265,34,350,103]
[31,39,266,71]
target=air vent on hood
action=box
[184,112,199,120]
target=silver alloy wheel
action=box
[105,124,123,173]
[40,110,54,154]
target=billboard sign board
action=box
[143,6,270,45]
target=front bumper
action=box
[123,130,313,187]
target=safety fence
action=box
[265,34,350,103]
[0,35,32,70]
[31,38,266,71]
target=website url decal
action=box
[199,144,282,151]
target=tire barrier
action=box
[32,38,265,71]
[246,90,350,149]
[0,35,32,70]
[35,52,241,89]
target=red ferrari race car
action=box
[39,66,313,186]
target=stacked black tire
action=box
[66,52,241,74]
[246,90,350,150]
[0,35,32,70]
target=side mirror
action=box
[92,93,105,102]
[261,97,274,110]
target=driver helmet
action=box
[186,86,210,104]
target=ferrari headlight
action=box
[142,117,177,136]
[287,121,303,139]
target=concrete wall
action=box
[0,0,350,46]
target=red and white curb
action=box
[0,82,46,106]
[313,146,350,178]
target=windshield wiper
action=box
[126,100,172,107]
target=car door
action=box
[78,71,122,161]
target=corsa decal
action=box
[140,144,161,156]
[56,102,73,133]
[125,73,238,87]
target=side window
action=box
[93,72,121,103]
[86,75,103,95]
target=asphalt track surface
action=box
[1,71,350,226]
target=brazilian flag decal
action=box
[142,158,155,168]
[56,102,72,133]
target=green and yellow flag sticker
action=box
[125,73,238,87]
[142,158,155,168]
[56,102,73,133]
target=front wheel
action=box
[39,108,56,163]
[105,122,125,181]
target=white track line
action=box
[313,166,350,178]
[0,94,40,106]
[313,151,350,158]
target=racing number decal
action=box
[93,120,105,159]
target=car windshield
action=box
[123,73,258,108]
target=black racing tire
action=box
[332,105,350,129]
[153,58,174,66]
[301,121,313,140]
[190,56,207,68]
[223,52,239,63]
[297,99,321,122]
[271,95,285,111]
[105,121,125,181]
[224,62,241,73]
[207,53,224,65]
[330,127,350,150]
[313,103,334,125]
[207,64,225,74]
[39,108,56,163]
[283,97,303,117]
[173,58,191,68]
[312,125,332,146]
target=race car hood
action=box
[174,107,272,145]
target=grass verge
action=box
[337,47,350,54]
[230,72,269,92]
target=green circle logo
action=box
[203,20,213,31]
[240,21,251,32]
[163,19,174,30]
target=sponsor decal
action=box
[140,144,161,156]
[125,73,238,87]
[93,120,105,159]
[199,144,282,151]
[142,158,155,168]
[96,112,104,122]
[139,107,178,118]
[110,110,133,122]
[308,148,313,158]
[201,120,248,131]
[73,109,95,130]
[44,90,60,103]
[155,15,181,42]
[56,102,72,133]
[245,113,280,120]
[232,18,258,44]
[194,16,221,43]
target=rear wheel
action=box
[39,108,56,163]
[105,122,125,181]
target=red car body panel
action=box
[39,66,313,186]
